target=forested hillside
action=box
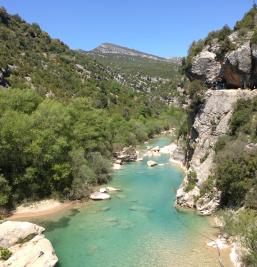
[87,43,183,103]
[0,7,185,211]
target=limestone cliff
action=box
[185,7,257,89]
[175,89,257,214]
[0,221,58,267]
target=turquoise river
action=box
[32,136,231,267]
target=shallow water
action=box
[34,136,231,267]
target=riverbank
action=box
[7,135,233,267]
[8,199,80,220]
[7,133,175,220]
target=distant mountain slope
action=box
[87,43,182,79]
[91,42,167,61]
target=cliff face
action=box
[187,31,257,89]
[176,89,257,214]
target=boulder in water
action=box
[90,192,111,200]
[106,186,121,192]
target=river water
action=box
[34,136,231,267]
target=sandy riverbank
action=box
[8,199,80,220]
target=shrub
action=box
[17,233,36,244]
[220,209,257,266]
[200,152,209,163]
[200,177,215,197]
[0,247,12,260]
[230,98,255,136]
[251,30,257,45]
[216,37,236,60]
[214,136,230,152]
[214,152,257,207]
[185,171,198,192]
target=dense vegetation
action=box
[89,53,180,80]
[210,97,257,208]
[0,8,185,211]
[220,209,257,266]
[88,47,183,102]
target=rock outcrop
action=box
[187,29,257,89]
[0,221,58,267]
[115,146,138,163]
[176,89,257,214]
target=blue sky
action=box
[0,0,253,57]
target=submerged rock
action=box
[106,186,121,192]
[147,160,158,167]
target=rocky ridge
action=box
[175,89,257,215]
[90,43,169,62]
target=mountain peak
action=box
[90,43,167,62]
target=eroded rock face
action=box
[190,51,222,85]
[224,42,252,88]
[187,31,257,89]
[176,89,257,214]
[0,221,58,267]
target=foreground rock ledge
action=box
[0,221,58,267]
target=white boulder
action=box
[3,235,58,267]
[0,221,44,248]
[90,192,111,200]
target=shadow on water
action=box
[42,208,80,233]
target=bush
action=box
[185,171,198,192]
[200,152,209,163]
[230,98,256,136]
[220,209,257,266]
[0,247,12,260]
[214,136,230,152]
[251,30,257,45]
[216,37,236,60]
[214,151,257,207]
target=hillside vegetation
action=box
[88,44,183,102]
[0,7,185,211]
